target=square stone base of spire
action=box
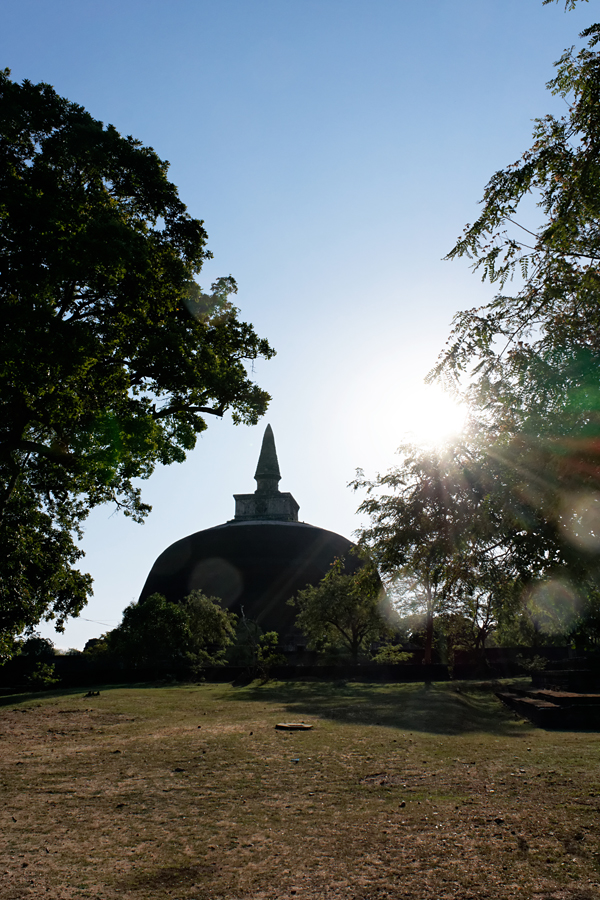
[233,491,299,522]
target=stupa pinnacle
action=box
[254,424,281,492]
[234,425,299,522]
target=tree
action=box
[353,442,555,664]
[0,71,274,657]
[370,642,413,664]
[11,634,59,690]
[18,634,56,660]
[290,559,390,663]
[428,14,600,622]
[355,3,600,660]
[226,610,285,678]
[432,20,600,447]
[109,594,191,672]
[183,589,238,667]
[106,591,236,675]
[355,445,475,665]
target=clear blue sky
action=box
[1,0,595,648]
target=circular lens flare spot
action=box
[560,492,600,552]
[526,579,581,634]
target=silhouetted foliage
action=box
[432,22,600,522]
[352,442,559,661]
[0,70,274,658]
[348,3,600,659]
[93,592,237,676]
[226,611,285,679]
[290,559,390,663]
[18,635,55,660]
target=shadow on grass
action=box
[0,681,183,707]
[0,679,531,736]
[231,680,530,736]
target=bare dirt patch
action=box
[1,681,600,899]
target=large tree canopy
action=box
[429,18,600,568]
[396,11,600,652]
[434,21,600,428]
[102,592,237,674]
[353,2,600,662]
[0,70,274,656]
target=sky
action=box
[1,0,596,649]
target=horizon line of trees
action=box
[7,541,590,689]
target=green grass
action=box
[1,680,599,899]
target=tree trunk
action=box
[423,585,434,665]
[0,455,22,520]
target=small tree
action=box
[429,17,600,607]
[109,591,236,676]
[227,609,284,678]
[370,643,413,664]
[354,445,474,665]
[183,590,237,668]
[290,559,389,663]
[255,632,286,680]
[112,594,191,673]
[24,662,60,690]
[353,442,543,664]
[16,634,59,689]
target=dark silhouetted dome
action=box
[138,426,361,640]
[139,520,359,638]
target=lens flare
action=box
[560,491,600,552]
[400,383,467,446]
[526,579,582,634]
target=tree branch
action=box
[17,440,77,468]
[152,403,226,420]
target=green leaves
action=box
[183,590,237,667]
[353,439,563,661]
[291,559,390,662]
[438,25,600,396]
[429,24,600,624]
[103,591,237,673]
[0,71,274,652]
[360,9,600,657]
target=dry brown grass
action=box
[1,679,599,899]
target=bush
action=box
[516,654,548,674]
[89,592,238,678]
[24,662,59,690]
[371,644,413,664]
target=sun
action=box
[399,383,467,446]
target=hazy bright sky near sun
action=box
[1,0,595,648]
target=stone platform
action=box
[496,687,600,729]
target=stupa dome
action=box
[138,426,361,641]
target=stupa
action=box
[138,425,361,645]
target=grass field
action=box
[1,679,599,900]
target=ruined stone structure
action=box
[138,425,360,644]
